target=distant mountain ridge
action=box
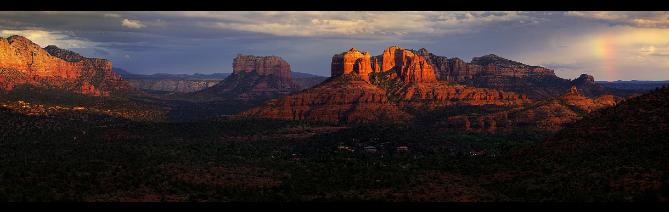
[114,68,326,93]
[597,80,669,91]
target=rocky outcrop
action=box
[196,54,300,101]
[421,52,626,99]
[233,54,292,82]
[572,73,595,85]
[443,85,620,132]
[570,73,617,97]
[241,75,411,124]
[242,46,527,124]
[430,54,564,99]
[331,48,374,82]
[44,45,85,62]
[0,35,134,96]
[369,46,528,111]
[331,46,438,84]
[371,46,437,83]
[393,83,529,111]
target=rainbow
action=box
[591,34,618,80]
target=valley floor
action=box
[0,105,548,201]
[1,87,668,202]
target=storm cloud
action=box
[1,11,668,80]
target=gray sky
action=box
[1,11,668,80]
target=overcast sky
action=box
[1,11,668,80]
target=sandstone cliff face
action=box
[443,85,620,132]
[331,48,373,82]
[369,46,528,111]
[243,46,528,124]
[431,54,563,99]
[331,46,438,84]
[233,54,291,82]
[0,35,133,96]
[371,46,437,83]
[241,75,411,124]
[196,54,300,101]
[421,52,623,99]
[394,83,529,111]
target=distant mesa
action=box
[195,54,300,102]
[0,35,135,96]
[232,54,292,82]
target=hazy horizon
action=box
[2,11,669,81]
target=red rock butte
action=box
[233,54,292,83]
[330,48,373,82]
[195,54,300,101]
[372,45,438,83]
[243,45,534,124]
[330,46,438,84]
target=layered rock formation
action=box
[196,54,300,101]
[0,35,133,96]
[241,75,411,124]
[443,85,620,132]
[241,46,632,125]
[331,48,374,82]
[420,51,625,99]
[393,83,529,111]
[371,46,438,83]
[331,46,438,84]
[232,54,292,81]
[424,53,556,82]
[243,46,528,124]
[369,46,528,111]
